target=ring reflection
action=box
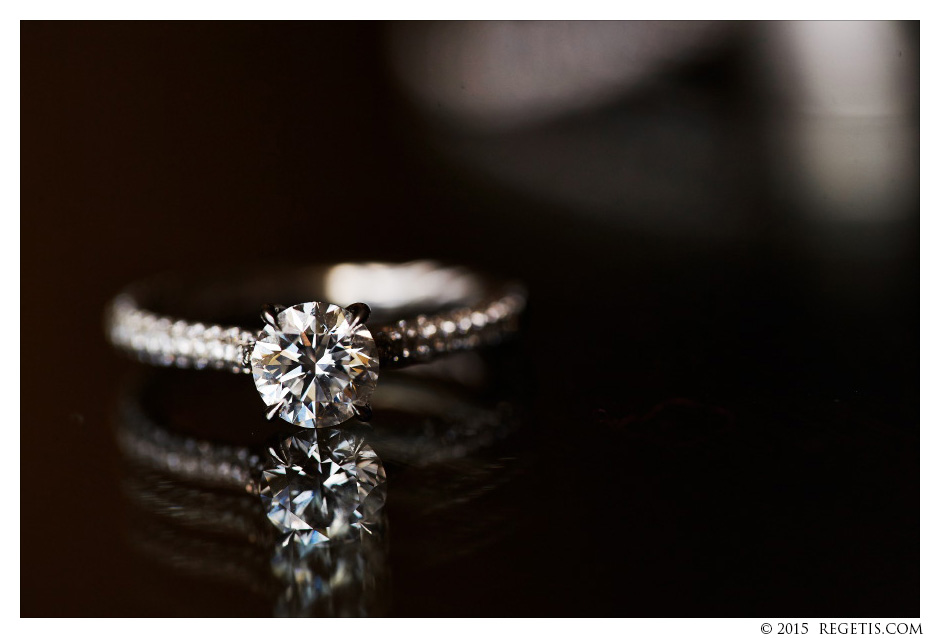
[113,356,522,616]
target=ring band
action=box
[106,260,526,429]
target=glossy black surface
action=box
[21,22,918,616]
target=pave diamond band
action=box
[107,261,526,428]
[107,300,257,373]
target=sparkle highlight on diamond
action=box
[250,302,380,429]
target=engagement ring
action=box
[106,261,526,429]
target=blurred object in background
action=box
[755,21,918,307]
[759,21,916,224]
[386,20,746,241]
[385,20,917,252]
[387,21,727,131]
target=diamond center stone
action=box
[250,302,380,429]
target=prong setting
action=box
[266,399,286,420]
[346,302,371,327]
[353,403,373,422]
[261,304,286,328]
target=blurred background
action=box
[21,21,918,617]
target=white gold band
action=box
[106,260,526,374]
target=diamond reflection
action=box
[116,397,389,617]
[260,428,386,544]
[114,357,523,616]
